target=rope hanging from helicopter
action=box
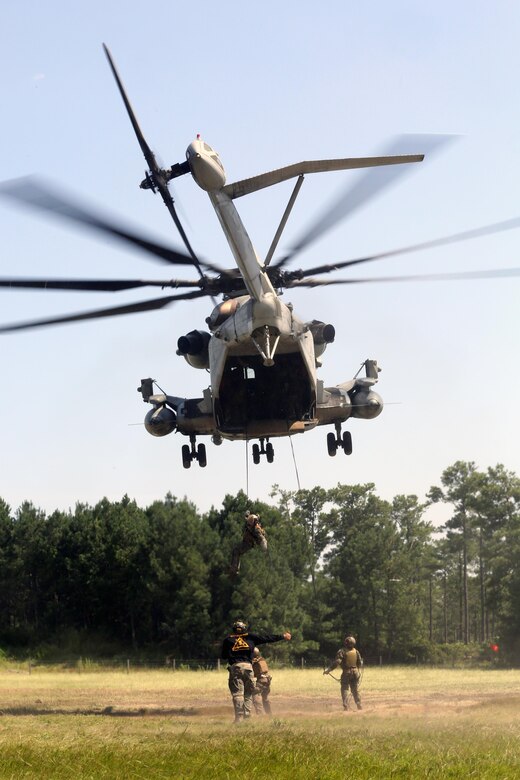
[289,436,301,491]
[245,439,250,501]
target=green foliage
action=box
[0,460,519,663]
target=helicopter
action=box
[1,45,519,470]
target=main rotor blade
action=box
[0,177,225,274]
[288,267,520,287]
[103,44,204,277]
[0,177,192,267]
[290,217,520,279]
[0,289,209,333]
[274,134,453,268]
[0,277,201,292]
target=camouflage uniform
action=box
[325,637,363,710]
[252,648,272,716]
[221,621,289,722]
[227,661,257,720]
[229,511,268,577]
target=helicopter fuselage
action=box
[141,137,383,465]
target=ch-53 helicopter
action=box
[1,45,519,469]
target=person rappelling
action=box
[229,509,268,577]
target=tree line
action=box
[0,460,519,664]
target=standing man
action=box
[252,647,273,716]
[229,510,268,577]
[221,619,291,723]
[324,635,363,711]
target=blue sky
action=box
[0,1,518,521]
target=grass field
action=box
[0,665,519,778]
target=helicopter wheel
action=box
[327,432,337,457]
[252,443,260,464]
[197,443,207,468]
[181,444,192,469]
[342,431,353,456]
[266,442,274,463]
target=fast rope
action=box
[289,435,301,490]
[324,670,342,682]
[324,666,363,709]
[245,439,250,500]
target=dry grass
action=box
[0,666,519,778]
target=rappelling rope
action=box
[289,436,301,490]
[324,670,342,682]
[245,439,250,499]
[324,665,363,709]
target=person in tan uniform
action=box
[324,635,363,710]
[229,510,268,577]
[252,647,273,716]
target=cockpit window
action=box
[203,142,213,152]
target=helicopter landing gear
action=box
[342,430,353,455]
[327,432,337,456]
[181,434,207,469]
[327,424,353,457]
[251,438,275,464]
[181,444,191,468]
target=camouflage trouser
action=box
[341,669,361,710]
[228,662,256,721]
[253,674,272,715]
[230,531,268,575]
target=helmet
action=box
[252,647,260,658]
[344,635,356,648]
[233,620,247,634]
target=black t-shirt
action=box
[221,632,284,664]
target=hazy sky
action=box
[0,1,518,521]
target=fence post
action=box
[173,658,176,672]
[217,658,221,672]
[379,654,382,667]
[126,658,130,674]
[301,657,304,669]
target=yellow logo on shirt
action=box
[232,634,249,651]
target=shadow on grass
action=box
[0,705,199,717]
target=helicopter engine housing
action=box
[177,329,211,369]
[307,320,335,358]
[144,405,177,436]
[349,388,383,419]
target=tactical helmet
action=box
[253,647,260,658]
[233,620,247,634]
[344,635,356,647]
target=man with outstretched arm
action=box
[221,619,291,723]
